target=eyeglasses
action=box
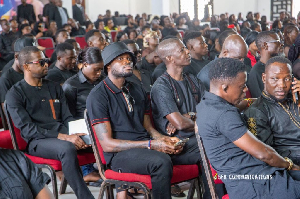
[25,59,50,67]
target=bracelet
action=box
[284,157,293,171]
[245,98,253,107]
[148,139,152,149]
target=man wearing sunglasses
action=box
[87,42,183,199]
[248,31,282,98]
[6,46,95,199]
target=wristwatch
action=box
[188,112,196,121]
[284,157,293,171]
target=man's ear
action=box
[57,55,61,61]
[88,40,93,47]
[23,63,29,72]
[166,55,172,63]
[221,49,228,57]
[262,73,266,84]
[263,42,268,50]
[222,84,228,93]
[14,54,18,60]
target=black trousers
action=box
[110,136,212,199]
[27,138,94,199]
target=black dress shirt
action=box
[46,66,76,84]
[247,61,265,98]
[151,72,205,138]
[17,4,36,24]
[86,77,150,164]
[125,69,153,94]
[1,59,14,73]
[6,79,73,144]
[62,70,104,119]
[0,31,17,60]
[0,67,23,103]
[0,149,50,199]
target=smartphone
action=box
[292,75,299,105]
[174,138,189,147]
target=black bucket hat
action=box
[14,37,37,52]
[101,42,136,75]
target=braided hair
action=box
[288,34,300,64]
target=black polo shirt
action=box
[46,66,76,84]
[0,31,16,60]
[126,69,153,94]
[86,77,150,164]
[1,59,14,73]
[196,91,282,185]
[6,79,73,144]
[0,67,24,103]
[151,72,205,138]
[188,58,210,76]
[247,61,265,98]
[0,149,50,199]
[139,57,156,73]
[62,70,105,119]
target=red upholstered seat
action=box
[75,36,87,49]
[210,163,224,184]
[37,37,55,49]
[45,48,55,58]
[0,130,13,149]
[110,31,117,42]
[222,194,229,199]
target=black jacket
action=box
[72,5,85,26]
[48,6,69,29]
[244,91,300,157]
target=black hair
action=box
[34,22,45,33]
[240,27,252,38]
[288,34,300,63]
[209,58,246,81]
[161,35,177,41]
[284,25,298,45]
[245,31,259,46]
[104,18,113,26]
[142,25,151,32]
[55,29,67,39]
[65,39,77,45]
[20,23,30,31]
[122,39,136,45]
[219,20,229,32]
[266,56,292,72]
[162,28,179,39]
[128,29,137,36]
[255,31,277,51]
[85,21,93,29]
[175,16,185,26]
[183,31,202,46]
[18,46,40,67]
[272,20,281,30]
[77,47,103,64]
[116,31,128,41]
[56,43,74,57]
[218,30,236,48]
[228,14,235,24]
[85,29,100,43]
[62,23,71,29]
[251,23,261,31]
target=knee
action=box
[151,153,173,176]
[59,141,77,157]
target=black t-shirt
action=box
[46,66,76,84]
[86,77,151,164]
[126,69,153,94]
[151,72,205,138]
[152,62,167,82]
[196,92,281,184]
[62,70,104,119]
[0,67,24,103]
[139,57,156,73]
[197,59,215,90]
[0,149,50,199]
[1,58,14,73]
[189,58,211,76]
[6,79,73,144]
[247,61,265,98]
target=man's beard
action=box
[111,69,133,78]
[267,92,287,103]
[270,52,279,58]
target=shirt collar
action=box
[261,90,293,104]
[103,77,123,94]
[203,91,236,107]
[78,70,88,83]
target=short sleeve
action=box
[86,86,110,125]
[216,110,248,142]
[62,82,77,117]
[151,81,179,117]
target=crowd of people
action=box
[1,0,300,198]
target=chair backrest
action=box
[84,109,107,180]
[110,30,117,42]
[0,104,8,130]
[195,131,219,199]
[178,30,185,38]
[3,101,28,151]
[75,36,87,49]
[45,48,55,58]
[37,37,55,49]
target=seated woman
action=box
[175,16,188,31]
[0,149,54,199]
[104,18,118,32]
[245,31,259,67]
[283,25,299,57]
[288,34,300,79]
[62,47,105,186]
[116,31,129,42]
[34,22,47,38]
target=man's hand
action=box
[58,133,89,150]
[166,122,177,135]
[151,137,183,154]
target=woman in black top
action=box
[62,47,105,185]
[288,34,300,79]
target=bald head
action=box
[156,38,181,61]
[220,34,248,60]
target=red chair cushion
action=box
[45,48,54,58]
[37,37,55,48]
[92,125,107,165]
[110,31,117,42]
[12,125,27,151]
[222,194,229,199]
[0,130,13,149]
[105,164,199,189]
[210,164,224,184]
[75,36,87,49]
[77,151,96,165]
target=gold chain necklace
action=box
[262,92,300,129]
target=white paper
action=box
[69,119,91,145]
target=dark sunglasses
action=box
[26,59,50,67]
[122,86,135,105]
